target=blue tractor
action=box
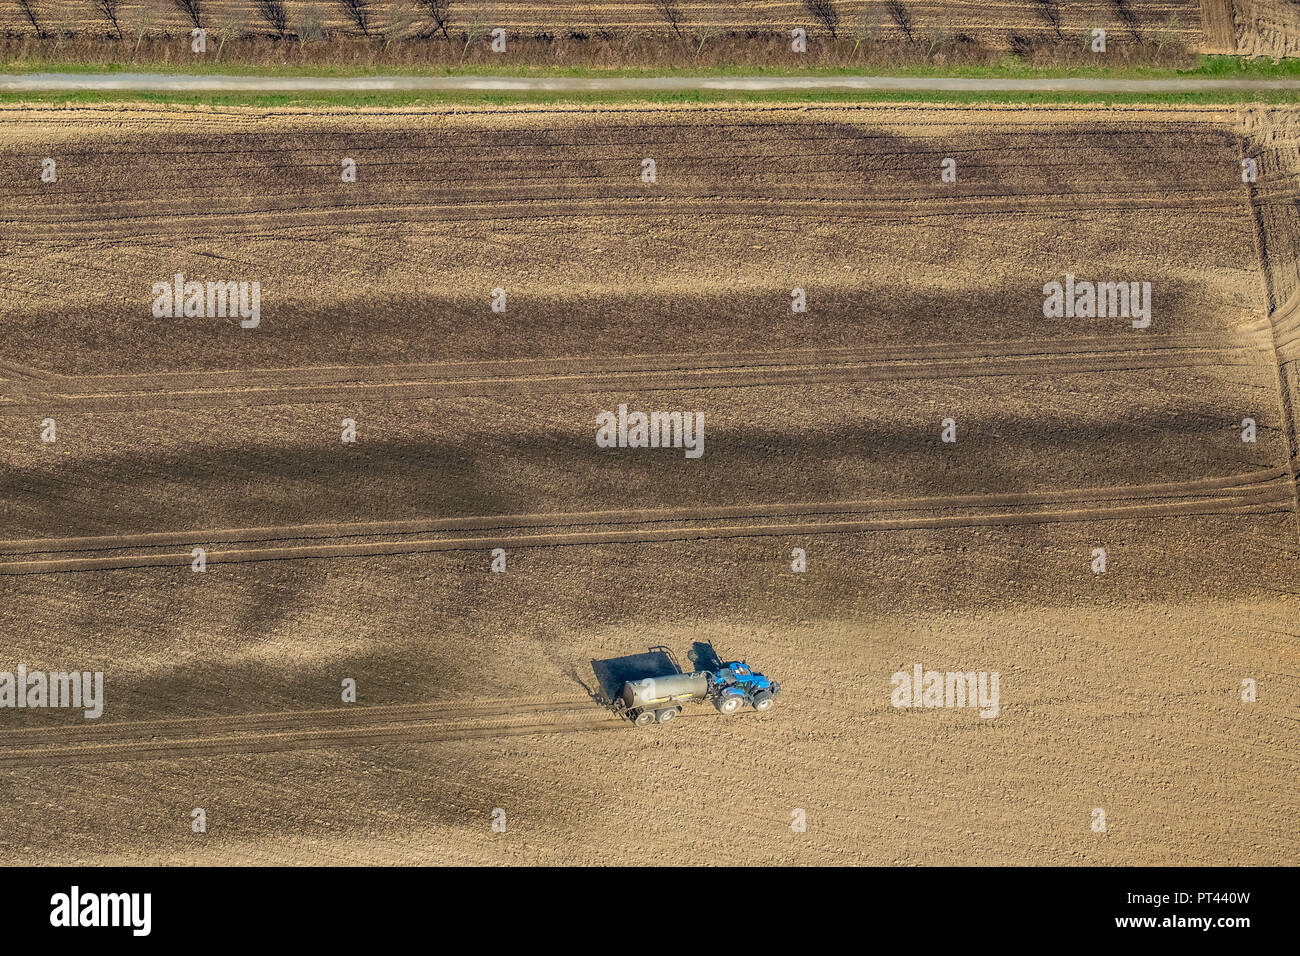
[708,660,780,716]
[613,647,782,726]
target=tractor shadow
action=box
[689,642,723,672]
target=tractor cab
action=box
[716,661,765,688]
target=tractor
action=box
[612,647,782,726]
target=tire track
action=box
[1200,0,1239,54]
[1,336,1269,414]
[0,191,1247,241]
[1242,132,1300,540]
[0,703,754,769]
[5,184,1239,218]
[0,710,626,769]
[0,695,597,748]
[21,333,1244,387]
[0,166,1235,203]
[0,479,1291,575]
[0,466,1287,558]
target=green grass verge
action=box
[5,87,1300,109]
[3,53,1300,81]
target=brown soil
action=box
[0,102,1296,865]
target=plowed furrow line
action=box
[0,494,1289,575]
[0,164,1235,198]
[1200,0,1238,53]
[0,359,47,378]
[0,192,1246,238]
[1,348,1265,414]
[0,713,625,768]
[0,696,596,748]
[7,126,1227,156]
[1272,313,1300,341]
[0,469,1287,557]
[0,106,1230,132]
[13,333,1246,392]
[7,179,1234,209]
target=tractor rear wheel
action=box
[655,708,677,724]
[634,710,655,727]
[753,691,774,712]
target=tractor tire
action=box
[655,707,677,724]
[753,691,774,712]
[715,695,742,715]
[634,710,655,727]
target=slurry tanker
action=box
[613,650,782,726]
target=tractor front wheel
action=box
[715,695,742,715]
[752,691,774,712]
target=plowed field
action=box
[0,102,1296,865]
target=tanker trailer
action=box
[619,671,709,726]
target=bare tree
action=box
[1112,0,1141,41]
[1009,32,1034,59]
[884,0,913,43]
[1153,13,1182,54]
[209,4,243,59]
[1032,0,1062,40]
[459,11,485,60]
[93,0,125,39]
[337,0,374,37]
[51,3,74,46]
[416,0,452,39]
[254,0,288,38]
[297,3,326,47]
[131,5,155,56]
[382,0,413,47]
[849,9,880,55]
[653,0,685,41]
[14,0,46,37]
[926,15,951,58]
[171,0,203,29]
[693,23,719,55]
[803,0,840,39]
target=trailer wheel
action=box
[655,708,677,724]
[753,691,774,712]
[634,710,655,727]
